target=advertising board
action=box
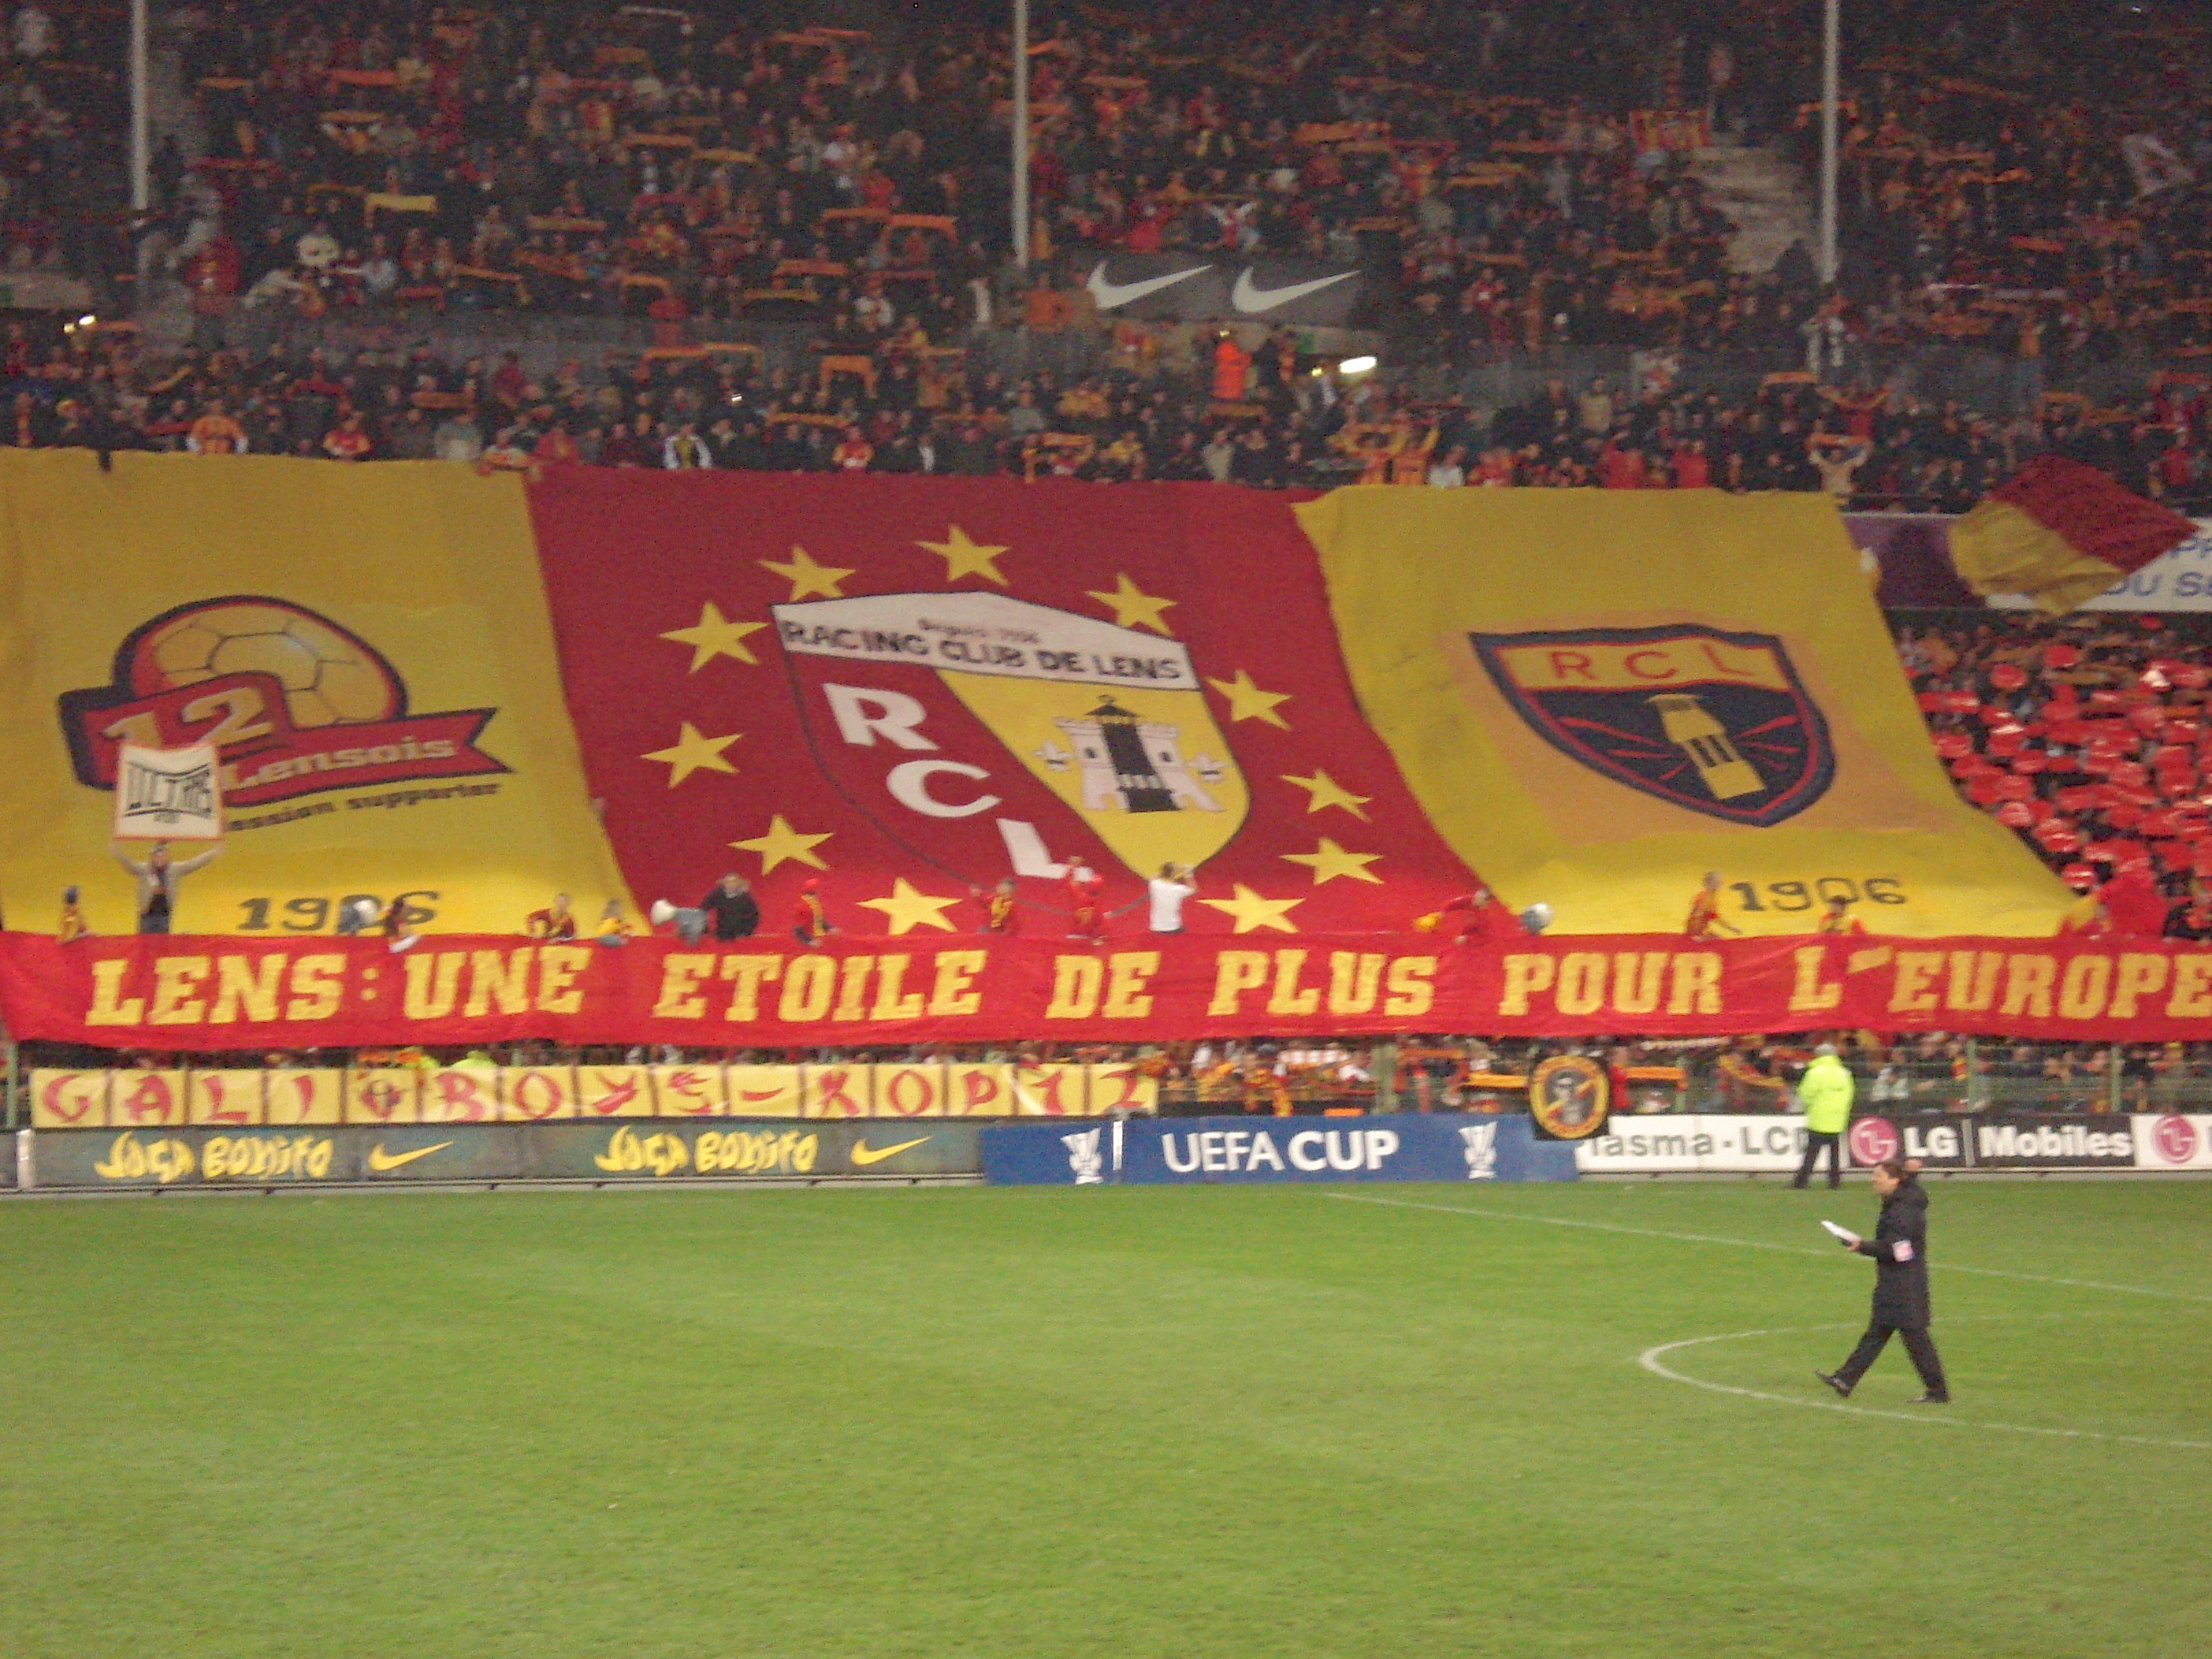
[1579,1113,1988,1174]
[1574,1115,1809,1174]
[1966,1114,2138,1170]
[21,1120,980,1189]
[2132,1114,2212,1170]
[980,1113,1576,1185]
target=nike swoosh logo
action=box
[851,1136,931,1167]
[1231,268,1359,314]
[367,1141,454,1172]
[1086,261,1210,309]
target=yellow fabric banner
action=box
[1298,488,2071,936]
[0,451,627,936]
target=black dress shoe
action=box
[1815,1371,1852,1398]
[1908,1392,1950,1404]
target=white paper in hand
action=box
[1820,1220,1855,1241]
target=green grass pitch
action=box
[2,1179,2206,1658]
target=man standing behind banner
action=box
[1792,1043,1853,1189]
[1148,863,1196,934]
[1685,871,1740,939]
[701,874,760,941]
[111,841,220,933]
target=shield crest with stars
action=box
[1470,625,1834,827]
[775,592,1249,883]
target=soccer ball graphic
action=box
[128,600,400,730]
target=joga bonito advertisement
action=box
[980,1112,1577,1185]
[21,1119,980,1188]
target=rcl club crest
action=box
[59,596,507,809]
[1472,624,1834,827]
[775,592,1247,884]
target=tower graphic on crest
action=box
[1055,696,1223,815]
[1650,693,1763,802]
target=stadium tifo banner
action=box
[15,932,2212,1046]
[980,1112,1575,1185]
[0,451,626,934]
[17,1120,980,1189]
[24,1058,1149,1127]
[527,470,1476,939]
[1303,490,2075,937]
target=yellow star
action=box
[1281,769,1371,820]
[1281,838,1383,885]
[641,722,740,786]
[1206,668,1292,728]
[1198,883,1303,934]
[1085,571,1177,635]
[859,877,962,935]
[919,524,1011,586]
[760,545,854,601]
[660,601,768,671]
[730,814,831,874]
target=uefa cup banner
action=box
[980,1112,1577,1185]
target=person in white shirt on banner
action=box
[1148,863,1197,934]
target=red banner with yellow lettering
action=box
[5,932,2210,1048]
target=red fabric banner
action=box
[6,931,2211,1050]
[525,471,1478,938]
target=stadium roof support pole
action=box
[1816,0,1839,285]
[129,0,150,215]
[1012,0,1031,270]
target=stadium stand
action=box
[5,325,2210,512]
[1895,608,2212,928]
[0,1,2195,508]
[7,0,2212,1118]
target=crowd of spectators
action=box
[1898,608,2212,937]
[1819,0,2212,369]
[132,0,2212,366]
[9,1,2212,377]
[2,0,2208,502]
[0,2,130,285]
[14,319,2212,515]
[152,0,1780,341]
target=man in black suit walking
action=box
[1817,1157,1950,1403]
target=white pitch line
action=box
[1322,1192,2212,1304]
[1640,1322,2212,1451]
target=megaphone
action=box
[650,898,708,943]
[1519,902,1553,936]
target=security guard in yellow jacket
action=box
[1792,1043,1853,1189]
